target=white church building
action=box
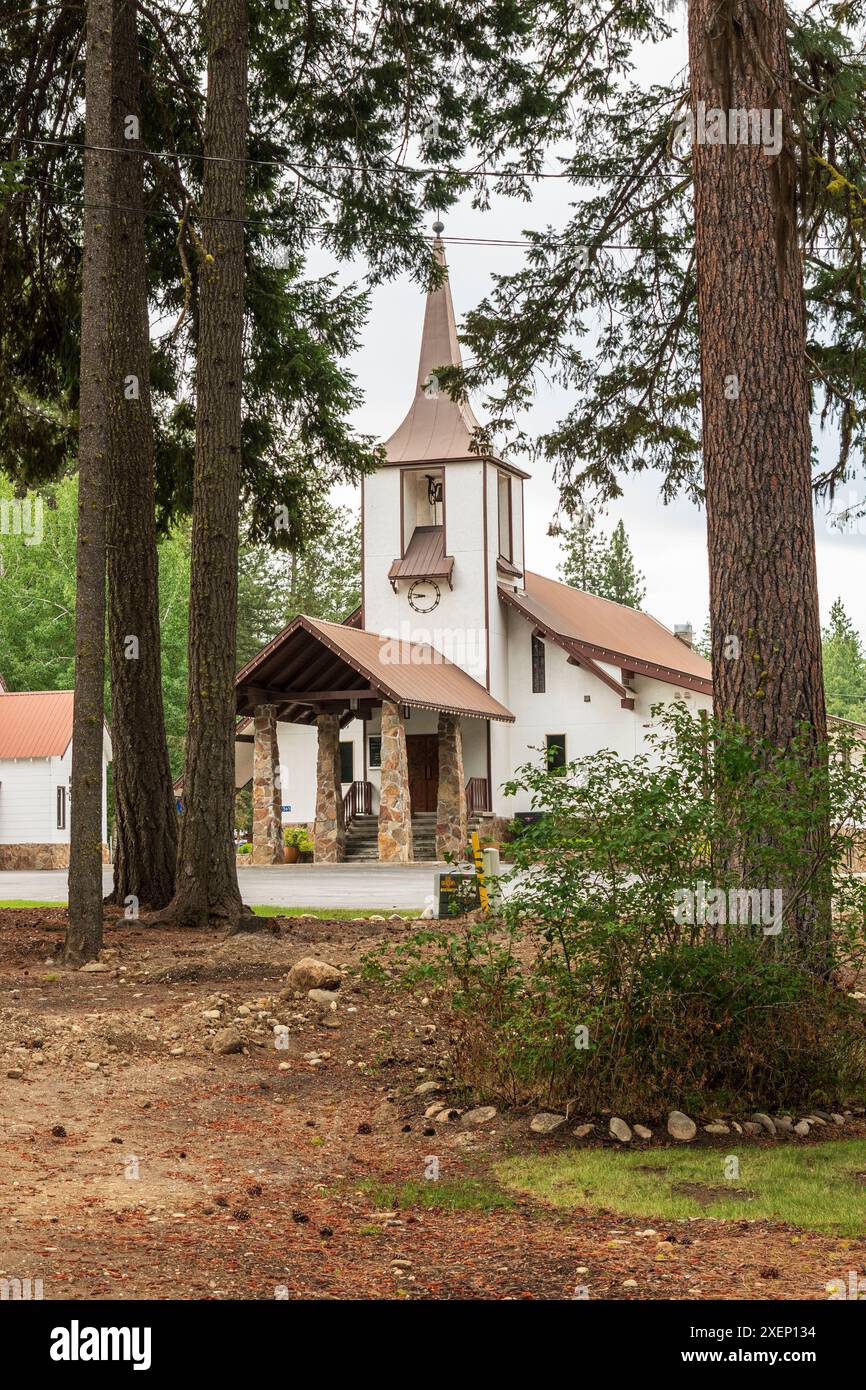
[234,229,712,863]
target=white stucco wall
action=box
[497,604,712,814]
[363,461,490,686]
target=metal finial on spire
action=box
[432,217,444,236]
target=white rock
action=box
[704,1123,730,1134]
[793,1120,811,1136]
[414,1080,442,1096]
[633,1124,653,1140]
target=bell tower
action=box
[361,221,527,700]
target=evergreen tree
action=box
[65,0,113,967]
[598,520,645,608]
[557,508,606,593]
[157,0,252,931]
[558,512,645,608]
[822,599,866,724]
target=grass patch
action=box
[356,1176,515,1213]
[0,902,400,919]
[0,900,63,909]
[496,1139,866,1237]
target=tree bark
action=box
[157,0,251,928]
[104,0,178,912]
[688,0,830,960]
[65,0,113,966]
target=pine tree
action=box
[559,512,645,608]
[105,0,177,911]
[65,0,113,966]
[557,508,606,593]
[598,520,645,608]
[157,0,252,930]
[822,599,866,724]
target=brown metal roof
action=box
[0,689,75,757]
[236,614,514,723]
[501,572,713,691]
[388,525,454,585]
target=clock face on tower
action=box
[407,580,441,614]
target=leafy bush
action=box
[237,842,252,856]
[283,825,314,855]
[383,707,866,1112]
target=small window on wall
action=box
[339,741,354,784]
[497,471,512,561]
[368,735,382,769]
[56,785,66,830]
[545,734,567,771]
[531,634,546,693]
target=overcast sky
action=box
[323,5,865,640]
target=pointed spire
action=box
[382,221,482,464]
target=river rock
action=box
[609,1117,632,1142]
[667,1110,697,1141]
[750,1112,776,1135]
[212,1027,243,1055]
[283,959,342,994]
[530,1112,566,1135]
[463,1106,497,1125]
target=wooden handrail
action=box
[343,779,373,824]
[465,776,490,816]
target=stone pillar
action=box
[314,713,346,862]
[435,712,467,860]
[378,700,414,862]
[252,704,284,864]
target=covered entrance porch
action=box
[235,615,513,863]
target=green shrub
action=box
[283,825,312,852]
[384,707,866,1112]
[237,842,252,856]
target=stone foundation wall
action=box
[0,843,109,870]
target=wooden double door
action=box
[406,734,438,812]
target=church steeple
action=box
[382,222,482,464]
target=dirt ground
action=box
[1,908,864,1301]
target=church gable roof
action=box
[501,571,713,693]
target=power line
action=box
[10,134,692,183]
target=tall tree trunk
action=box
[688,0,830,960]
[104,0,178,911]
[65,0,113,966]
[158,0,251,929]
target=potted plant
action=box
[282,825,309,864]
